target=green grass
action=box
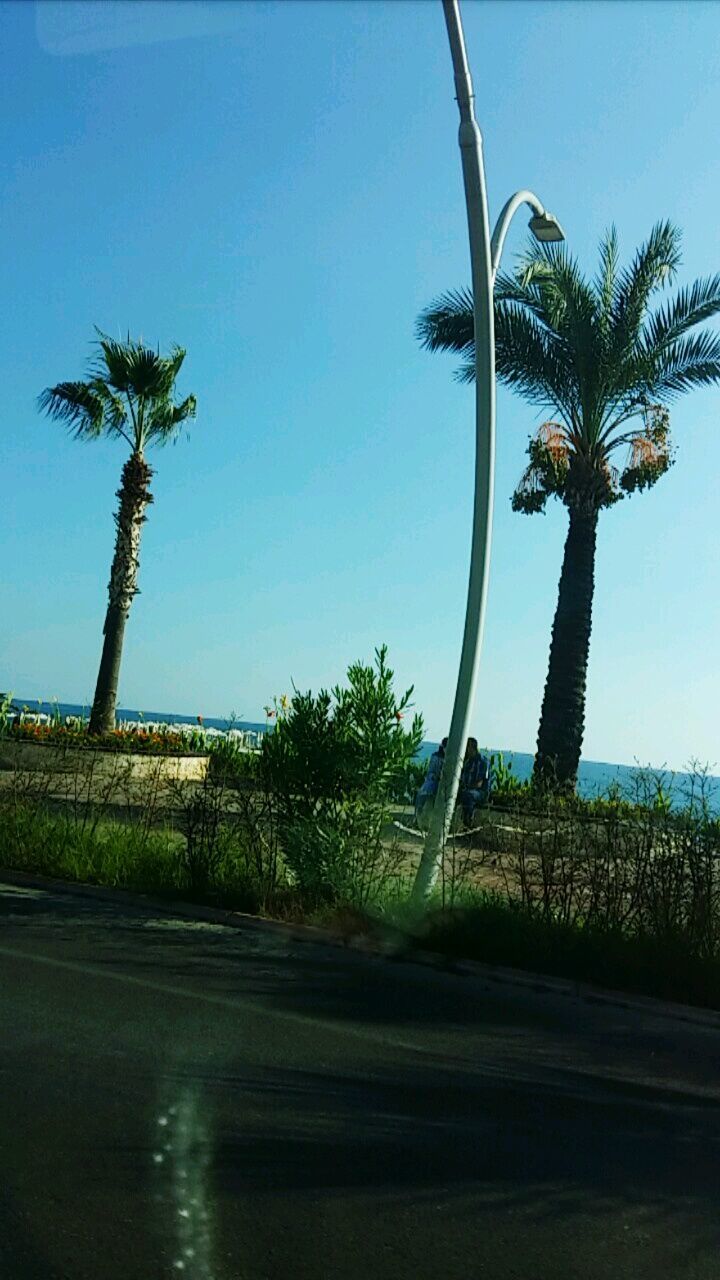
[396,887,720,1010]
[0,801,347,920]
[4,800,720,1012]
[0,803,183,894]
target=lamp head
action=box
[528,212,565,243]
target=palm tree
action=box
[39,331,197,735]
[417,223,720,789]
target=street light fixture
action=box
[411,0,565,906]
[490,190,565,277]
[528,212,566,243]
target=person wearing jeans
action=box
[459,737,490,827]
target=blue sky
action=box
[1,0,719,770]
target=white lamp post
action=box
[411,0,564,906]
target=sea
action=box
[8,697,719,811]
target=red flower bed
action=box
[8,722,205,756]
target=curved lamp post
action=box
[411,0,564,906]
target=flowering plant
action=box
[9,720,206,756]
[264,694,292,731]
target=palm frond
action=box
[494,301,579,421]
[420,280,579,418]
[165,345,187,382]
[514,241,608,431]
[494,269,561,327]
[516,240,599,336]
[92,331,139,394]
[88,379,131,441]
[93,330,184,400]
[146,394,198,444]
[595,225,619,331]
[37,381,105,439]
[643,330,720,399]
[416,288,474,354]
[610,221,681,355]
[643,275,720,351]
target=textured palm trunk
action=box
[533,504,599,791]
[88,452,154,736]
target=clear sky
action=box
[2,0,719,770]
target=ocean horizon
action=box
[8,695,719,808]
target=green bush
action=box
[0,691,17,739]
[261,645,423,896]
[487,752,533,808]
[207,736,259,786]
[388,758,428,805]
[411,890,720,1009]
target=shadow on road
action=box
[100,1055,720,1277]
[0,1186,56,1280]
[5,882,720,1278]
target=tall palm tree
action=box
[39,331,197,735]
[417,223,720,789]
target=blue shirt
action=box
[417,750,444,798]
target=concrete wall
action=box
[0,739,209,782]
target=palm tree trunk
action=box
[88,452,153,735]
[533,504,599,790]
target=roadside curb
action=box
[2,866,720,1030]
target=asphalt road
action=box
[2,881,720,1280]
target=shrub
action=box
[459,766,720,949]
[410,891,720,1009]
[488,752,533,808]
[387,758,428,805]
[172,773,228,894]
[207,736,259,786]
[261,645,423,896]
[0,691,18,739]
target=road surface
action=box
[2,878,720,1279]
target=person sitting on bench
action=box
[414,737,448,828]
[416,736,490,829]
[459,737,490,827]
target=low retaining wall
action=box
[0,738,209,782]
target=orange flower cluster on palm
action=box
[628,434,663,468]
[538,421,570,462]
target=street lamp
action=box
[528,212,565,244]
[492,192,564,273]
[411,0,565,906]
